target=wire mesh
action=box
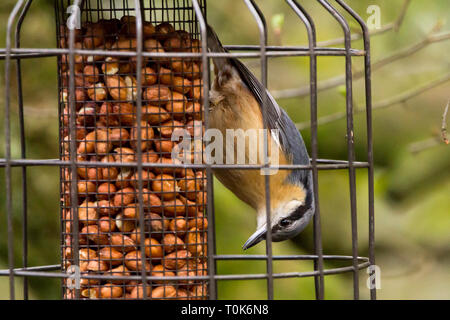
[56,0,208,300]
[1,0,375,300]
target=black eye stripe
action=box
[291,205,308,220]
[279,218,290,227]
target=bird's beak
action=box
[242,225,267,250]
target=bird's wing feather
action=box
[230,58,310,168]
[207,25,310,185]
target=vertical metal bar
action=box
[286,0,325,300]
[54,0,63,300]
[243,0,273,300]
[14,0,33,301]
[191,0,216,300]
[335,0,376,300]
[4,0,26,301]
[68,0,82,300]
[133,0,148,300]
[317,0,359,299]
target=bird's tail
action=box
[206,24,229,73]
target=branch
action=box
[316,0,411,47]
[408,137,444,154]
[442,100,449,144]
[272,27,450,100]
[296,73,450,130]
[412,100,450,153]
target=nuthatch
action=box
[207,25,315,250]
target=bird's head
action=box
[242,177,314,250]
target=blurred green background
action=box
[0,0,449,299]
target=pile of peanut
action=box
[59,16,207,299]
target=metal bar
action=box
[4,0,26,301]
[0,158,370,169]
[243,0,273,300]
[67,0,82,300]
[318,0,359,299]
[286,0,325,300]
[191,0,216,300]
[214,254,368,261]
[0,47,366,59]
[54,0,64,300]
[133,0,148,300]
[0,260,370,280]
[335,0,376,300]
[14,0,33,301]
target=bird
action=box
[206,25,315,250]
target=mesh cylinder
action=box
[57,0,208,300]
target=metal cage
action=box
[1,0,375,300]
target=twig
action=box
[272,29,450,100]
[316,0,411,47]
[14,105,57,118]
[442,100,449,144]
[246,0,411,70]
[408,137,442,154]
[408,99,449,153]
[296,73,450,130]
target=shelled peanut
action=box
[59,16,207,300]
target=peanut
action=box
[185,227,206,257]
[115,213,135,232]
[98,216,117,232]
[107,265,131,285]
[141,66,157,86]
[145,237,164,260]
[81,225,109,245]
[83,65,100,84]
[131,121,154,151]
[78,202,98,224]
[154,139,176,154]
[128,284,151,299]
[130,171,155,188]
[77,181,96,197]
[100,283,123,299]
[162,233,185,253]
[143,85,171,105]
[151,286,177,299]
[102,57,119,75]
[125,250,151,272]
[113,187,135,207]
[142,212,168,236]
[98,247,123,266]
[152,174,179,200]
[106,75,128,101]
[87,259,109,272]
[113,147,135,163]
[169,218,188,236]
[97,183,116,200]
[110,233,137,253]
[101,155,119,180]
[141,105,171,124]
[96,200,117,216]
[162,250,192,270]
[115,169,134,189]
[151,264,176,284]
[87,82,107,101]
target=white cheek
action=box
[284,200,303,214]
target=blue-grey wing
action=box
[230,58,311,186]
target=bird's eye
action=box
[279,219,290,227]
